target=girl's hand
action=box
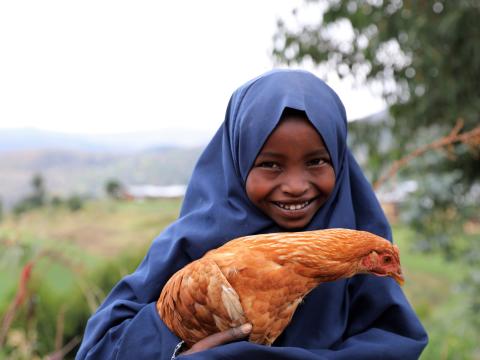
[180,323,252,356]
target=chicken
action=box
[157,228,403,347]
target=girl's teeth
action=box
[277,201,310,210]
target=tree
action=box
[30,173,46,207]
[105,179,124,200]
[273,0,480,248]
[13,173,47,215]
[66,195,84,212]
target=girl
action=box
[76,69,428,359]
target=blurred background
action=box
[1,1,479,359]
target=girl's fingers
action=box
[183,323,252,354]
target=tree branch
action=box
[373,119,480,191]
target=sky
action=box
[0,0,385,135]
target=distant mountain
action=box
[0,146,204,210]
[0,127,213,153]
[0,128,106,152]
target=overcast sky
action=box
[0,0,385,135]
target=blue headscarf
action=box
[76,70,427,360]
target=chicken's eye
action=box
[383,256,392,264]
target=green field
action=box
[0,199,479,359]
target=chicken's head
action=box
[360,246,404,285]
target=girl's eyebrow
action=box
[305,149,330,158]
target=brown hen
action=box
[157,228,403,347]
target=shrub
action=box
[66,195,84,212]
[1,244,147,359]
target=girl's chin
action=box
[273,215,314,230]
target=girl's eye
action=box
[258,161,280,169]
[307,158,327,167]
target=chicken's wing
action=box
[157,258,247,346]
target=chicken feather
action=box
[157,228,403,346]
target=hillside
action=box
[0,128,212,152]
[0,146,203,209]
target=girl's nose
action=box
[280,173,309,196]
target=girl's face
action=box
[245,113,336,230]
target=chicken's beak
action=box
[392,271,405,286]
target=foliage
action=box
[11,174,88,217]
[393,226,480,359]
[273,0,480,300]
[50,196,63,208]
[65,195,84,212]
[105,179,124,200]
[13,173,47,215]
[31,175,46,205]
[347,114,398,181]
[0,237,147,359]
[274,0,480,128]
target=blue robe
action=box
[76,70,428,359]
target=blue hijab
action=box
[76,70,427,360]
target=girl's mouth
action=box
[273,199,314,211]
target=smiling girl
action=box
[76,70,427,360]
[246,108,336,230]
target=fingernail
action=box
[240,323,252,334]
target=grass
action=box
[0,198,181,310]
[392,225,480,359]
[1,198,181,256]
[0,200,479,359]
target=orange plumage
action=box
[157,228,403,346]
